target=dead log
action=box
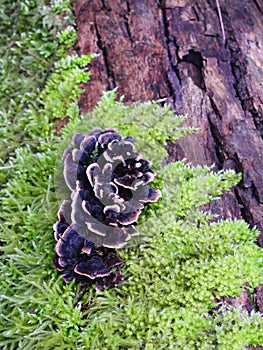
[73,0,263,239]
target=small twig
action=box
[26,49,50,66]
[216,0,226,44]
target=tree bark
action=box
[73,0,263,240]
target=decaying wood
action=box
[73,0,263,238]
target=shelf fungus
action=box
[53,128,161,290]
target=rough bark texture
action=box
[73,0,263,336]
[73,0,263,238]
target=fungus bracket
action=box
[53,127,161,289]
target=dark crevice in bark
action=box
[172,62,182,85]
[182,50,206,90]
[232,152,243,174]
[94,16,116,90]
[158,0,181,107]
[207,113,224,168]
[123,1,133,46]
[250,109,263,136]
[228,42,253,112]
[209,96,222,121]
[235,188,254,227]
[164,72,177,107]
[182,50,203,68]
[123,19,133,46]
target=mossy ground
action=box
[1,1,263,349]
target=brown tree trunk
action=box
[73,0,263,241]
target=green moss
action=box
[0,0,93,179]
[76,89,197,168]
[1,1,263,349]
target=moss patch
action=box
[0,1,263,349]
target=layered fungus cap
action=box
[53,201,123,290]
[53,128,161,288]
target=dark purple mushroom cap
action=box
[74,256,112,279]
[95,270,124,291]
[53,200,72,241]
[52,214,123,288]
[61,129,161,247]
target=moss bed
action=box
[0,1,263,349]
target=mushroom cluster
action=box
[53,128,161,290]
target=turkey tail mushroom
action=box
[53,128,161,289]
